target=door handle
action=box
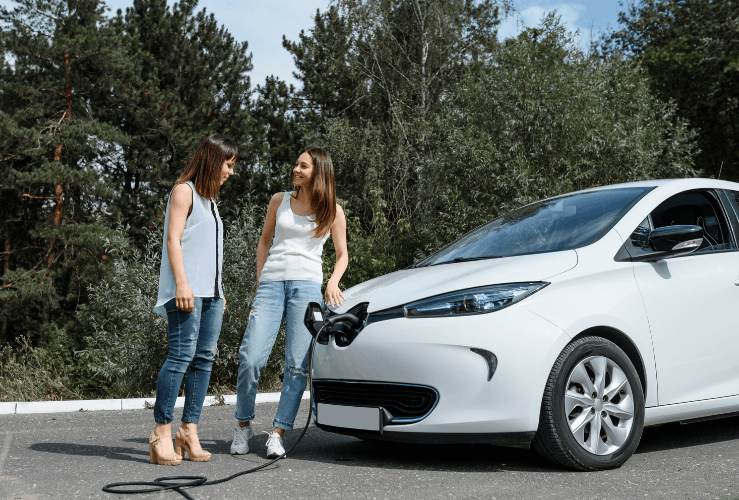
[735,279,739,286]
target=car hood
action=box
[332,250,578,313]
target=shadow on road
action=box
[271,428,551,473]
[29,442,149,463]
[279,414,739,472]
[636,415,739,454]
[24,413,739,472]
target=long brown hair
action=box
[293,147,336,238]
[176,134,237,199]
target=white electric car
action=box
[305,178,739,471]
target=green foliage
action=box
[0,0,705,402]
[0,0,128,346]
[421,17,699,241]
[334,0,509,120]
[76,196,285,397]
[108,0,258,238]
[315,119,419,281]
[317,15,699,284]
[601,0,739,180]
[0,331,99,402]
[0,0,261,350]
[75,219,166,396]
[283,7,364,127]
[297,0,513,280]
[251,76,303,197]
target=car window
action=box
[649,190,735,253]
[415,187,653,267]
[623,217,654,259]
[726,191,739,223]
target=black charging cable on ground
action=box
[102,338,317,500]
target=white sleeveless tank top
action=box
[153,181,224,317]
[259,192,329,284]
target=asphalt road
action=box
[0,401,737,500]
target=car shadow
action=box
[636,415,739,454]
[278,414,739,473]
[268,428,552,473]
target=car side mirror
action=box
[640,225,704,261]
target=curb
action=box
[0,391,310,415]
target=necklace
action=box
[294,192,310,215]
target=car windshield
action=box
[416,187,653,267]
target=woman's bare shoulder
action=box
[171,183,193,206]
[266,192,284,214]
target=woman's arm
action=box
[255,193,283,291]
[167,183,194,312]
[325,204,347,307]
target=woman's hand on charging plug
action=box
[325,280,345,307]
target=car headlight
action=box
[403,282,548,318]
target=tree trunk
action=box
[1,228,8,340]
[48,144,65,267]
[49,49,72,267]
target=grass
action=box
[0,337,85,402]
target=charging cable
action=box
[102,337,318,500]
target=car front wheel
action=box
[532,336,645,471]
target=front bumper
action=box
[310,305,570,439]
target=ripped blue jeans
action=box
[154,297,223,425]
[235,280,321,431]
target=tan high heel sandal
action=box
[175,428,211,462]
[149,432,182,466]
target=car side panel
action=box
[520,230,659,408]
[645,394,739,426]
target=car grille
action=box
[313,380,439,424]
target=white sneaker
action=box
[230,425,254,455]
[265,432,285,459]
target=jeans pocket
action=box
[164,298,179,314]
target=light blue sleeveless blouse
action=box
[154,181,224,317]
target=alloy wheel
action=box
[564,355,635,456]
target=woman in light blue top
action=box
[230,147,348,459]
[149,134,236,466]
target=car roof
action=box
[568,178,739,195]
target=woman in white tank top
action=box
[230,147,348,458]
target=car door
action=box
[628,189,739,405]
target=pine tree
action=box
[0,0,128,345]
[283,7,368,129]
[107,0,257,238]
[251,76,303,197]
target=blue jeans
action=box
[154,297,224,425]
[235,280,322,431]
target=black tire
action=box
[532,336,645,471]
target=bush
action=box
[0,334,84,402]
